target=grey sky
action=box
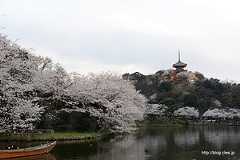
[1,0,240,81]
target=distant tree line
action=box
[123,71,240,115]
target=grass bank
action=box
[138,119,188,128]
[0,132,99,142]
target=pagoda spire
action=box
[173,50,187,72]
[178,49,181,62]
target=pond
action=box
[2,126,240,160]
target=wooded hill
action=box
[123,70,240,115]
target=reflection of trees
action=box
[93,127,240,160]
[174,131,199,147]
[144,135,167,151]
[52,127,240,160]
[203,127,240,148]
[88,134,167,160]
[90,135,146,160]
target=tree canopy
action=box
[0,34,147,133]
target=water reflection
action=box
[203,127,240,148]
[174,130,199,147]
[52,126,240,160]
[2,126,240,160]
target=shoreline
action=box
[0,132,100,142]
[2,120,239,142]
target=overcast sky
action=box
[1,0,240,81]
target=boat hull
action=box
[0,141,56,159]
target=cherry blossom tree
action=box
[202,108,240,119]
[0,34,44,131]
[174,107,199,118]
[65,72,147,132]
[0,34,147,133]
[144,104,168,120]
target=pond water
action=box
[2,126,240,160]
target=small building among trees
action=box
[172,50,187,73]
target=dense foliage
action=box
[0,34,146,133]
[0,35,44,131]
[123,70,240,116]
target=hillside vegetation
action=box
[123,70,240,119]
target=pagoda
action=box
[173,50,187,72]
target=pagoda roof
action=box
[173,61,187,68]
[173,50,187,68]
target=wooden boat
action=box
[8,154,56,160]
[0,141,56,159]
